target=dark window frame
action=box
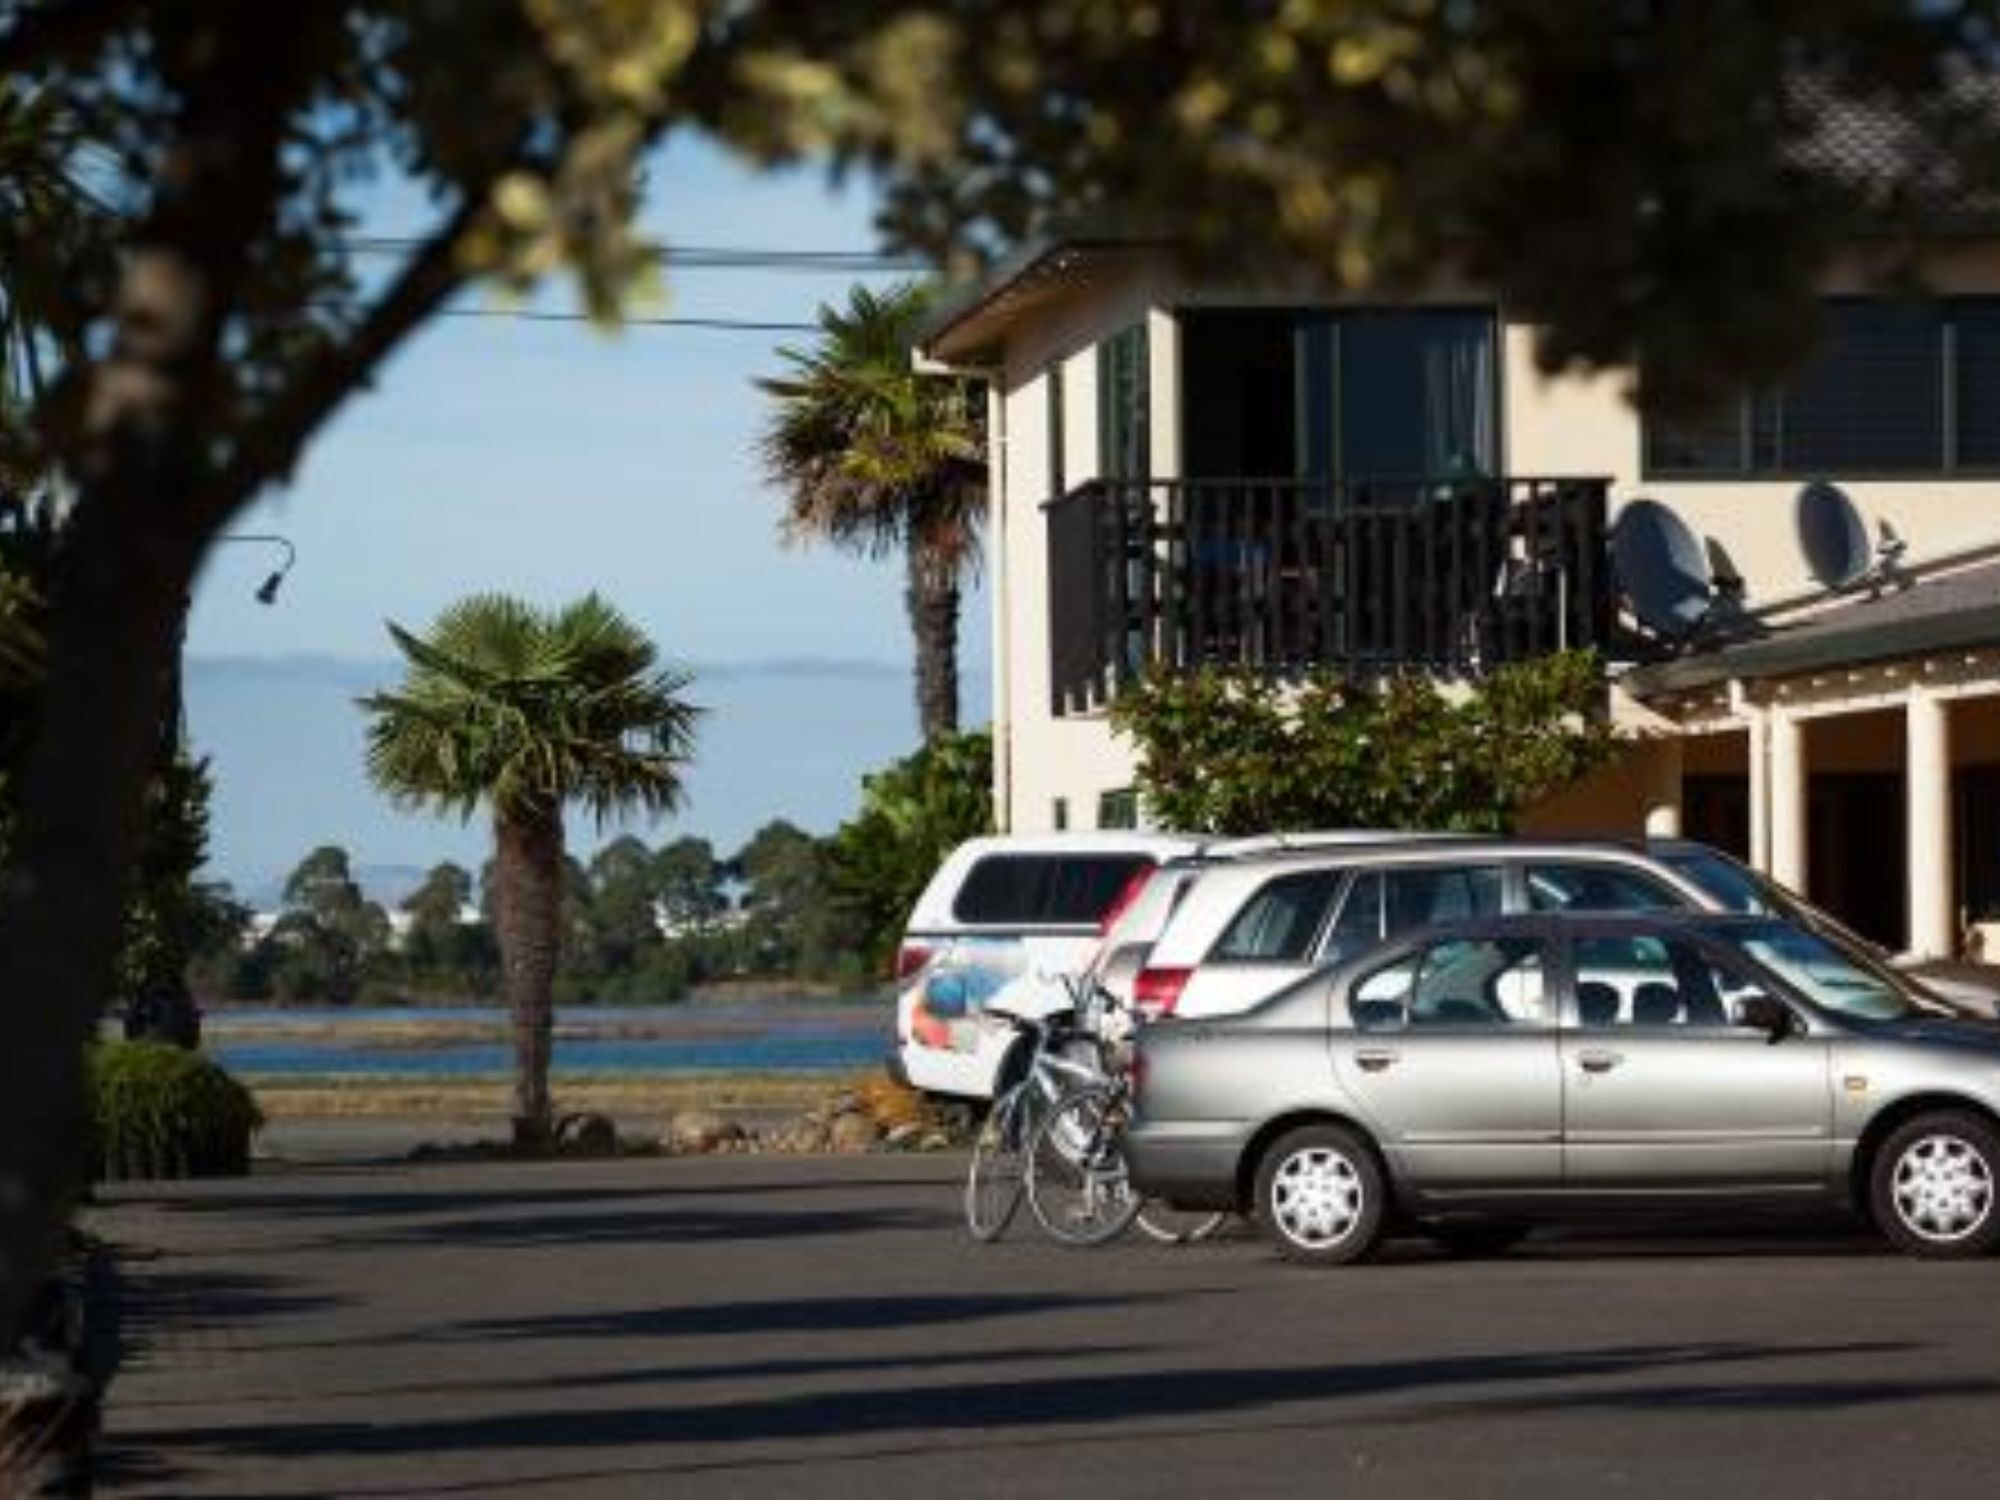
[1642,295,2000,481]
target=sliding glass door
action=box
[1180,307,1498,485]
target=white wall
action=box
[983,252,2000,834]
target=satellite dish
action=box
[1796,481,1871,588]
[1612,499,1714,640]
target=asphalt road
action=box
[92,1151,2000,1499]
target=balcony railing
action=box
[1045,475,1613,715]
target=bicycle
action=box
[1022,980,1230,1248]
[963,998,1107,1241]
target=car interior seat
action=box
[1632,982,1683,1026]
[1576,980,1621,1028]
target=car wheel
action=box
[1254,1123,1387,1266]
[1869,1111,2000,1259]
[1424,1221,1531,1258]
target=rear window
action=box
[1210,870,1346,963]
[951,855,1153,926]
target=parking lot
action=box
[95,1151,2000,1499]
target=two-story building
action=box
[914,227,2000,964]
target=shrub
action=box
[1110,653,1620,835]
[826,730,994,976]
[88,1043,261,1181]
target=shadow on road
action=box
[148,1338,1961,1482]
[442,1289,1175,1343]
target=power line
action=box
[340,237,928,275]
[430,306,819,332]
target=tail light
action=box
[1134,966,1192,1017]
[894,943,933,982]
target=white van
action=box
[890,832,1200,1100]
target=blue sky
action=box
[185,137,990,899]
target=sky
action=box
[184,137,991,902]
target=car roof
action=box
[1203,836,1682,876]
[1392,909,1780,942]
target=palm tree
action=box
[359,594,699,1148]
[758,281,985,742]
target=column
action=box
[1769,709,1808,893]
[1907,688,1955,960]
[1747,711,1771,872]
[1643,735,1685,838]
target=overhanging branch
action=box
[0,0,150,78]
[207,193,489,522]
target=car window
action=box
[1209,870,1345,963]
[1322,865,1506,955]
[1350,935,1549,1030]
[1571,934,1743,1030]
[1383,866,1504,935]
[1326,871,1384,959]
[951,855,1153,925]
[1525,862,1683,914]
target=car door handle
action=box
[1578,1048,1623,1074]
[1355,1048,1400,1072]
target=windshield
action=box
[1661,850,1773,915]
[1713,921,1920,1023]
[1663,848,1885,954]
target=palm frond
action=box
[360,594,702,830]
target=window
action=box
[1571,935,1743,1030]
[1333,310,1497,479]
[1047,361,1067,497]
[1097,788,1139,831]
[1350,935,1549,1029]
[1051,798,1069,832]
[1524,863,1682,914]
[1643,297,2000,477]
[1324,865,1507,960]
[1177,306,1498,482]
[1098,324,1150,481]
[1210,871,1346,963]
[952,855,1152,926]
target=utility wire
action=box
[340,237,928,274]
[306,301,820,332]
[431,306,820,332]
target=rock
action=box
[556,1113,618,1156]
[884,1122,922,1150]
[919,1132,952,1152]
[828,1113,881,1154]
[667,1109,744,1154]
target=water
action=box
[198,995,891,1078]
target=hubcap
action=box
[1271,1146,1364,1249]
[1890,1134,1995,1244]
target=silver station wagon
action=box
[1125,912,2000,1263]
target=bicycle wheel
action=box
[1133,1206,1230,1244]
[1026,1084,1143,1246]
[965,1092,1029,1241]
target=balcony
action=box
[1044,476,1613,715]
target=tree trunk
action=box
[0,14,307,1346]
[906,548,960,743]
[493,805,565,1151]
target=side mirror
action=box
[1734,992,1795,1043]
